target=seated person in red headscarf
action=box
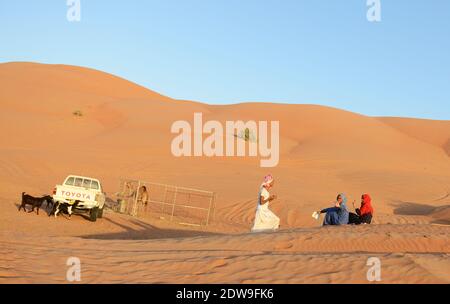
[349,194,374,225]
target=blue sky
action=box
[0,0,449,119]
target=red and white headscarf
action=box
[262,174,274,188]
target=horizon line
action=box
[2,60,448,122]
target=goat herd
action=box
[19,192,80,219]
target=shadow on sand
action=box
[392,201,438,216]
[14,201,96,222]
[444,138,450,157]
[81,217,221,240]
[392,201,450,225]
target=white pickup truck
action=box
[52,175,106,222]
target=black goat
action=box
[19,193,53,215]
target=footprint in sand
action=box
[274,241,294,250]
[193,258,228,275]
[210,258,228,269]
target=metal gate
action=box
[115,179,216,227]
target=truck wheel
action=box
[90,207,98,222]
[97,207,104,219]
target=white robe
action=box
[251,187,280,232]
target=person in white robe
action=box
[251,174,280,232]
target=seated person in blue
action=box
[317,193,349,226]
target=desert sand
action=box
[0,62,449,283]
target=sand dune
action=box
[0,62,449,283]
[378,117,450,156]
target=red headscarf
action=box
[360,194,374,216]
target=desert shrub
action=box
[239,128,256,142]
[73,110,83,117]
[244,128,251,141]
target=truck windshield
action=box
[83,179,92,188]
[91,181,100,190]
[74,178,83,187]
[64,177,100,190]
[65,177,75,186]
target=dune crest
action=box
[377,117,450,156]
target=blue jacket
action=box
[321,193,349,225]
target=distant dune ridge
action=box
[378,117,450,157]
[0,62,449,283]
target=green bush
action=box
[244,128,251,141]
[239,128,256,142]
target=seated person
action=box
[349,194,374,225]
[317,193,349,226]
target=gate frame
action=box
[117,178,216,227]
